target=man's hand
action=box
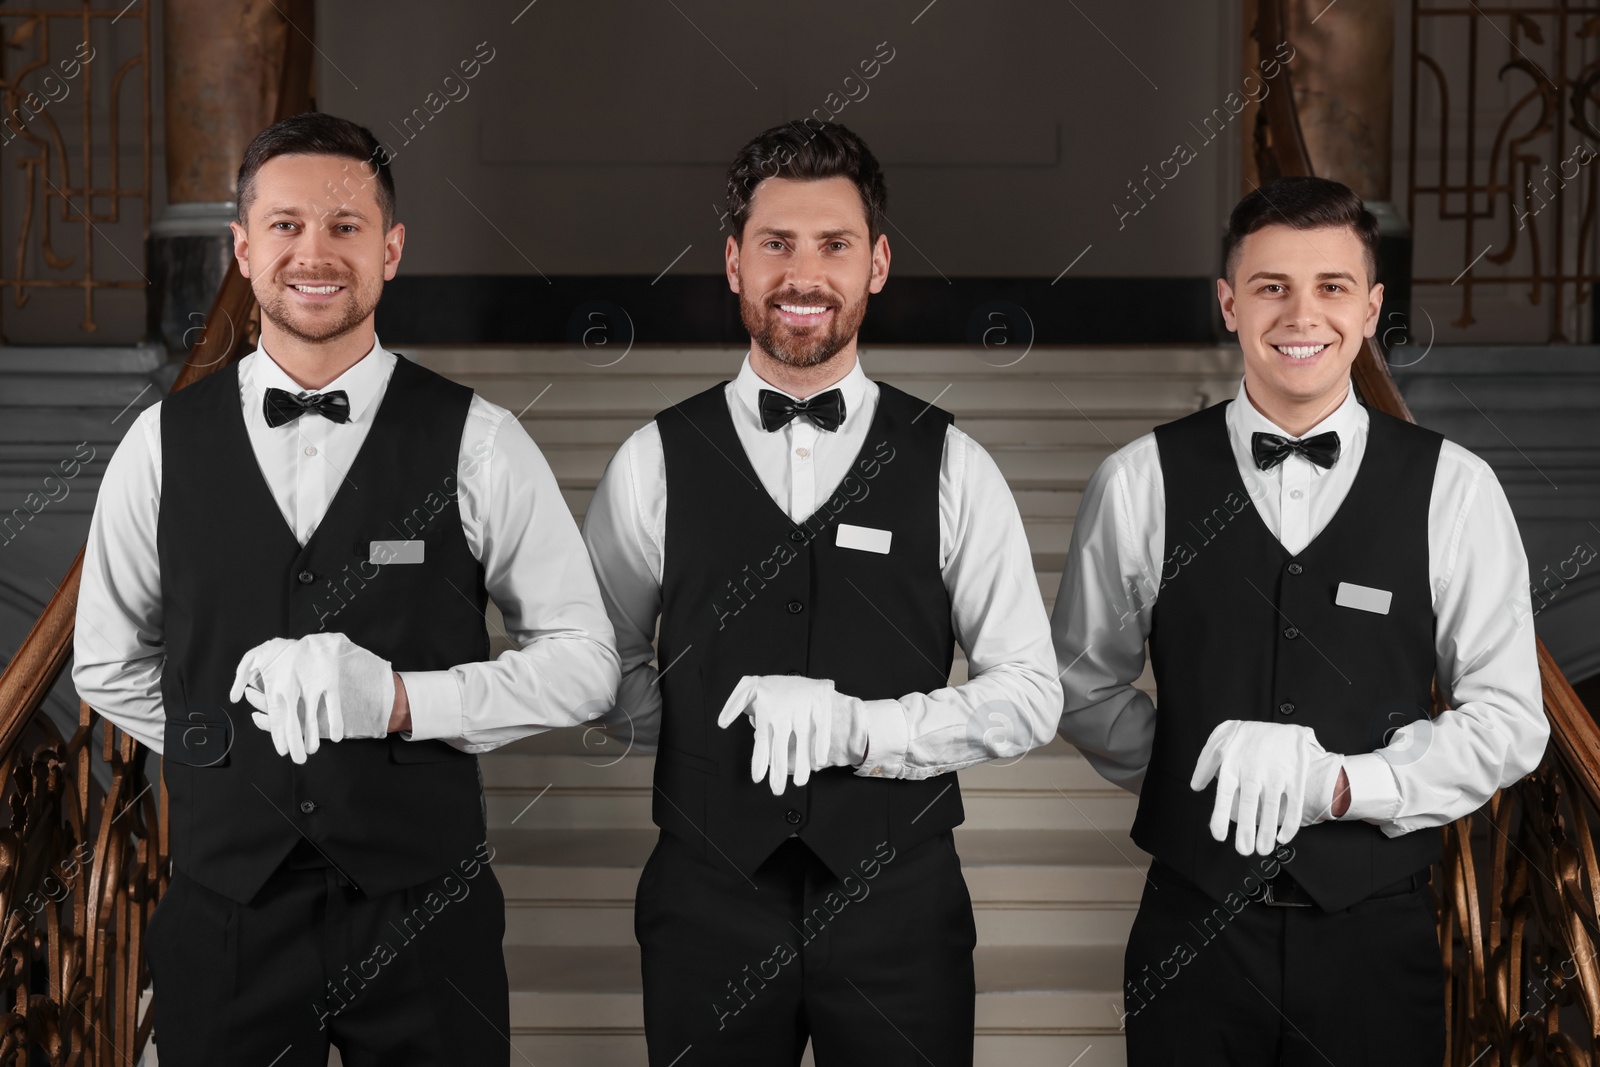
[1189,719,1344,856]
[715,675,867,796]
[229,633,396,764]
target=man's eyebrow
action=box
[259,204,371,221]
[752,226,862,240]
[1242,269,1360,284]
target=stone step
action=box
[489,827,1149,912]
[404,342,1237,380]
[427,373,1237,422]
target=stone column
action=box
[147,0,294,356]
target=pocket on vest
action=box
[656,747,718,775]
[163,717,231,767]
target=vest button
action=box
[1287,562,1303,575]
[1278,702,1296,716]
[784,809,802,825]
[789,529,806,543]
[299,800,317,814]
[787,600,804,614]
[1283,626,1299,639]
[297,570,315,584]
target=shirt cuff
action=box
[397,670,464,742]
[853,699,910,779]
[1339,752,1402,823]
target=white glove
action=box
[1189,719,1343,856]
[228,633,396,764]
[715,675,869,796]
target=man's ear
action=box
[1363,281,1384,339]
[868,233,890,295]
[230,219,251,279]
[725,234,740,294]
[1217,277,1238,332]
[383,222,405,282]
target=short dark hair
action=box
[1223,176,1378,285]
[725,120,888,243]
[236,112,396,228]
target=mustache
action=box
[767,290,840,309]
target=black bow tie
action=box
[263,387,351,429]
[1251,430,1341,471]
[758,388,846,433]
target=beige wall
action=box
[316,0,1242,280]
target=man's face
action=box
[231,153,403,346]
[1217,223,1381,416]
[726,175,889,369]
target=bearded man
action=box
[581,121,1061,1066]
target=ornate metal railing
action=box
[0,2,152,338]
[0,0,310,1059]
[1257,2,1599,1062]
[1408,0,1600,340]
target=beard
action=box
[739,279,870,369]
[256,272,382,345]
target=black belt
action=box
[1258,867,1429,908]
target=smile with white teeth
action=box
[1273,342,1329,360]
[291,283,343,294]
[778,304,830,316]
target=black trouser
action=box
[637,828,977,1066]
[1123,859,1444,1065]
[145,855,510,1065]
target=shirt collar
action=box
[240,336,395,426]
[730,351,869,430]
[1226,376,1366,477]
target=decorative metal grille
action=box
[0,2,150,337]
[1409,1,1600,340]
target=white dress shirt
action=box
[581,353,1063,779]
[72,339,620,755]
[1052,378,1548,836]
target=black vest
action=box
[156,353,490,905]
[653,381,962,881]
[1137,400,1442,912]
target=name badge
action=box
[1335,581,1391,615]
[370,540,424,565]
[836,523,892,554]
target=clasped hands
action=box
[229,633,396,764]
[1189,720,1347,856]
[716,675,869,795]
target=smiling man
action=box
[581,121,1061,1065]
[72,112,619,1064]
[1051,176,1547,1063]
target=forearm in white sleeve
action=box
[1052,440,1164,794]
[71,405,168,753]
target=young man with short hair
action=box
[74,112,620,1064]
[582,121,1062,1065]
[1053,176,1548,1064]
